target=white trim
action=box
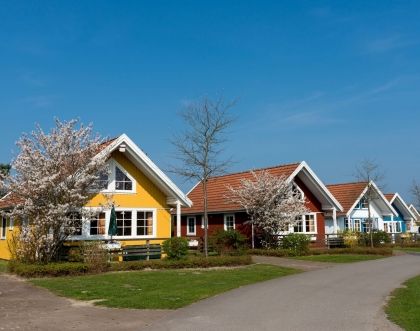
[186,216,197,236]
[68,207,158,240]
[293,212,318,234]
[0,216,7,239]
[100,134,192,207]
[346,181,398,217]
[388,193,416,220]
[224,213,236,231]
[288,161,343,212]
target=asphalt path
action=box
[144,254,420,331]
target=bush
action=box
[162,237,190,260]
[81,241,109,273]
[310,247,393,256]
[110,255,252,272]
[210,229,247,255]
[8,261,89,278]
[281,233,310,256]
[247,248,294,257]
[341,231,359,248]
[67,247,84,262]
[358,231,390,247]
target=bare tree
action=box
[226,171,308,248]
[172,96,235,257]
[411,180,420,210]
[354,159,385,248]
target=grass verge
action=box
[290,254,387,263]
[386,275,420,331]
[0,259,8,273]
[394,247,420,253]
[31,264,298,309]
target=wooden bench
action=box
[122,245,162,261]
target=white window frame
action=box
[224,214,235,231]
[1,216,7,239]
[187,216,196,236]
[97,159,136,194]
[292,183,305,200]
[293,213,317,234]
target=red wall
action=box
[176,177,326,247]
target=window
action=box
[294,214,317,233]
[90,212,106,235]
[354,219,361,232]
[116,211,132,236]
[356,197,368,209]
[396,222,401,233]
[224,214,235,231]
[67,212,82,236]
[1,216,6,239]
[96,171,109,190]
[362,221,370,233]
[344,217,350,230]
[187,216,196,235]
[292,183,304,200]
[115,166,133,191]
[137,211,153,236]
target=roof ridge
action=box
[208,162,301,180]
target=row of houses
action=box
[0,134,418,259]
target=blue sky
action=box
[1,1,419,202]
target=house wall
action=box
[179,177,327,247]
[0,151,173,260]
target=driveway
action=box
[0,274,167,331]
[144,254,420,331]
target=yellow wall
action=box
[0,151,173,260]
[87,151,172,242]
[0,219,20,260]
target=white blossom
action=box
[0,119,109,263]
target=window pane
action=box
[116,211,132,236]
[67,212,82,236]
[137,211,153,236]
[294,221,303,233]
[90,212,106,235]
[115,166,133,191]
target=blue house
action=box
[384,193,416,233]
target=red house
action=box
[175,161,343,248]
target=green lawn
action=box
[0,260,8,273]
[386,275,420,331]
[290,254,387,263]
[31,264,298,309]
[395,247,420,253]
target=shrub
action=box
[162,237,189,260]
[310,247,393,256]
[341,230,359,248]
[8,261,89,278]
[358,231,390,247]
[281,234,310,256]
[247,248,294,257]
[110,255,252,271]
[210,229,247,255]
[81,241,109,273]
[67,247,84,262]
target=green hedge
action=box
[9,255,252,278]
[8,262,89,278]
[248,246,393,257]
[111,255,252,272]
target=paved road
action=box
[144,254,420,331]
[252,255,335,271]
[0,274,167,331]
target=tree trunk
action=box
[203,180,209,257]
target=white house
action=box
[325,181,398,234]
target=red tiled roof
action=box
[183,163,301,214]
[326,182,368,215]
[0,194,23,209]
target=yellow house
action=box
[0,134,192,260]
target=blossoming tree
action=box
[226,171,308,248]
[0,119,109,263]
